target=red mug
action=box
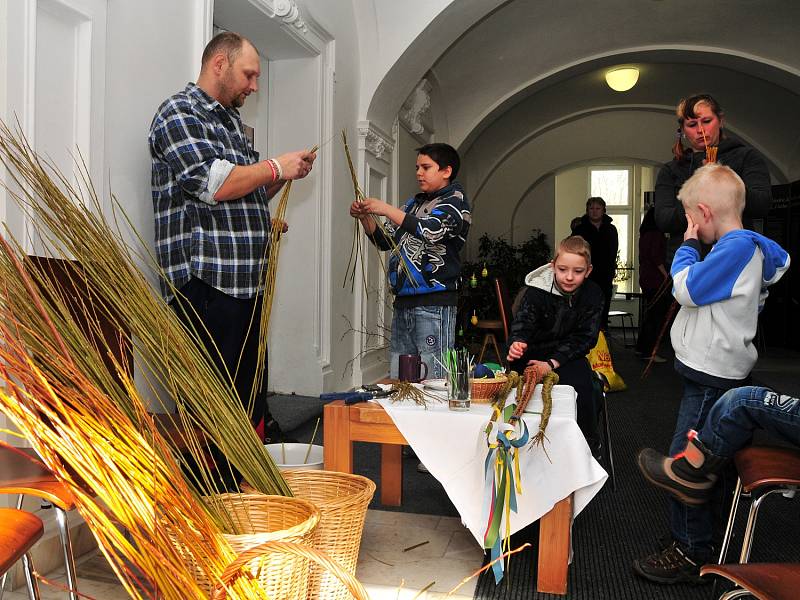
[398,354,428,383]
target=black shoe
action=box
[632,542,709,585]
[637,436,727,506]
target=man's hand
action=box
[507,341,527,362]
[272,218,289,234]
[275,150,317,180]
[684,212,699,241]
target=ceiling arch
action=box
[367,0,800,182]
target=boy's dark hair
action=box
[416,143,460,181]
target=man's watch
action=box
[546,359,556,370]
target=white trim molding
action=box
[399,78,432,137]
[357,120,394,164]
[271,0,307,33]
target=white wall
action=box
[514,175,555,254]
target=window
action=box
[590,167,633,292]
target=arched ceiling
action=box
[368,0,800,182]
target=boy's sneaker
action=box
[632,542,709,585]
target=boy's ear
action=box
[697,202,712,221]
[440,165,453,180]
[586,264,593,277]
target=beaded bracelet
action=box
[265,159,277,182]
[268,158,283,181]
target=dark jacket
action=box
[573,214,618,289]
[507,264,603,367]
[367,182,471,305]
[654,136,772,261]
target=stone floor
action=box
[4,509,481,599]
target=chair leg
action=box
[55,507,79,600]
[739,489,783,564]
[601,391,616,491]
[21,553,41,600]
[477,334,490,365]
[718,478,743,565]
[489,333,503,365]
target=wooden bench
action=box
[323,399,572,595]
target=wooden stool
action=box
[475,323,503,365]
[701,562,800,600]
[0,508,44,599]
[719,446,800,565]
[0,447,79,600]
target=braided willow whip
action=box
[531,370,559,449]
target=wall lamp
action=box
[605,67,639,92]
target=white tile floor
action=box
[5,510,482,599]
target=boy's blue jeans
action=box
[390,305,457,380]
[668,378,730,561]
[699,386,800,457]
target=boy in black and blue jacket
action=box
[350,143,471,379]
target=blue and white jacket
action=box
[670,230,790,384]
[367,182,471,303]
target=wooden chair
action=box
[701,562,800,600]
[0,508,44,600]
[0,447,78,600]
[718,446,800,566]
[476,278,512,366]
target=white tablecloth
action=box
[377,384,607,545]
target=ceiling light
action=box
[605,67,639,92]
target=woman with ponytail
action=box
[654,94,772,262]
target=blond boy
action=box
[634,163,790,584]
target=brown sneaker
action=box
[632,542,709,585]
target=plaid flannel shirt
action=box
[149,82,269,301]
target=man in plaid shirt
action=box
[149,31,315,451]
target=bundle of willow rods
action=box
[341,129,416,294]
[0,241,264,599]
[0,120,291,501]
[251,145,318,409]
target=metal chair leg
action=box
[21,553,41,600]
[718,478,743,565]
[55,507,79,600]
[601,390,616,491]
[739,489,783,564]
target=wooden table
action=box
[323,399,573,595]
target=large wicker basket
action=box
[470,375,508,403]
[176,493,320,599]
[215,541,370,600]
[282,469,376,600]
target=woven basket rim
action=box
[282,469,376,511]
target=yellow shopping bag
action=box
[586,330,626,392]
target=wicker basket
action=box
[470,375,508,403]
[281,469,376,600]
[214,541,370,600]
[176,493,320,599]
